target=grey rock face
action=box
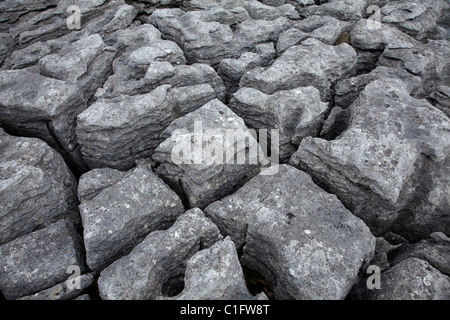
[276,16,351,54]
[205,164,375,299]
[299,0,369,21]
[19,273,94,300]
[390,232,450,276]
[243,1,299,21]
[93,23,227,100]
[334,66,425,109]
[98,208,222,300]
[219,43,275,96]
[240,38,357,100]
[79,165,184,271]
[77,84,217,170]
[380,0,449,41]
[39,34,115,101]
[0,219,85,300]
[370,258,450,300]
[152,99,264,209]
[0,129,78,245]
[163,237,257,300]
[290,78,450,241]
[0,70,87,171]
[230,86,328,161]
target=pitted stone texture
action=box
[98,208,222,300]
[79,165,184,271]
[0,220,85,300]
[153,99,264,209]
[205,164,375,300]
[0,129,78,245]
[291,78,450,241]
[240,38,357,100]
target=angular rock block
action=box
[149,8,290,67]
[94,24,225,100]
[152,99,266,209]
[0,220,85,300]
[98,208,222,300]
[390,232,450,276]
[19,273,94,300]
[240,38,357,100]
[164,237,259,300]
[219,43,275,96]
[276,15,351,54]
[39,33,116,101]
[0,70,87,171]
[379,0,449,41]
[369,258,450,300]
[79,164,185,271]
[205,164,375,299]
[77,84,217,170]
[291,78,450,240]
[0,129,78,245]
[230,86,328,161]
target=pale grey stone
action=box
[79,165,184,271]
[152,99,264,209]
[0,130,78,245]
[163,237,256,300]
[19,273,94,300]
[205,164,375,300]
[98,208,222,300]
[0,69,87,171]
[240,38,357,100]
[0,220,85,300]
[77,84,217,170]
[371,258,450,300]
[291,78,450,241]
[230,86,328,161]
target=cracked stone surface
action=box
[0,0,449,301]
[205,164,375,299]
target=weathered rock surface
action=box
[370,258,450,300]
[205,164,375,300]
[38,33,116,101]
[219,43,275,96]
[290,78,450,241]
[0,219,85,300]
[92,23,226,100]
[152,99,264,209]
[298,0,369,21]
[162,237,258,300]
[0,0,448,301]
[149,8,290,67]
[390,232,450,276]
[334,66,425,109]
[240,38,357,100]
[0,129,78,245]
[98,208,222,300]
[379,0,449,41]
[230,86,328,161]
[79,164,184,271]
[77,84,217,170]
[277,15,351,54]
[0,70,87,171]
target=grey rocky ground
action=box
[0,0,449,300]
